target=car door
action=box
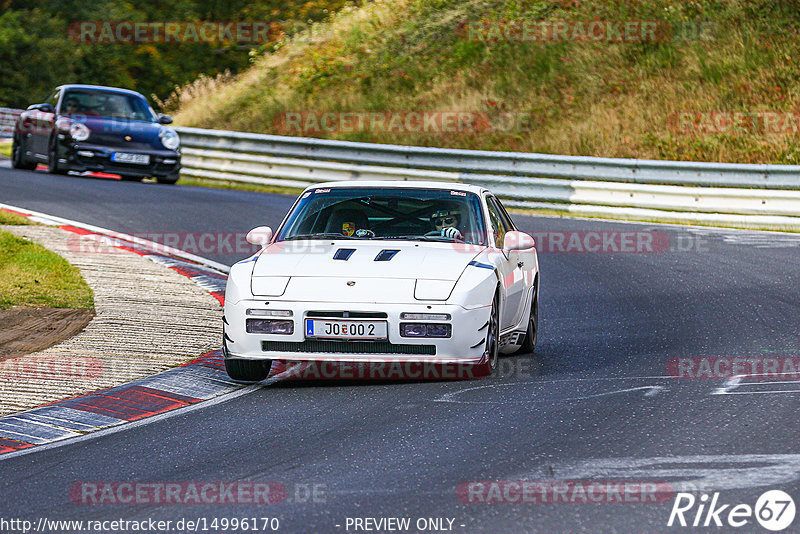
[496,197,536,318]
[485,195,525,329]
[31,89,60,157]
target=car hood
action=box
[252,241,484,281]
[75,116,166,151]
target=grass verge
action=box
[0,229,94,310]
[173,0,800,165]
[0,210,33,225]
[177,176,305,196]
[0,142,11,159]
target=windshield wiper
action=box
[283,233,355,241]
[372,235,459,242]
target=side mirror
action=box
[246,226,273,247]
[503,230,535,252]
[27,103,54,113]
[158,115,173,124]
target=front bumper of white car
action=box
[223,300,491,365]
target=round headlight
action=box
[69,122,90,142]
[159,127,180,150]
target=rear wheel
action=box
[11,135,36,170]
[224,358,270,382]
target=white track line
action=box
[0,202,230,273]
[0,383,262,461]
[0,202,246,460]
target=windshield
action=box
[60,90,157,122]
[276,187,487,246]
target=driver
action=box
[430,209,463,241]
[64,97,80,114]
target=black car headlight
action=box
[400,323,452,338]
[246,319,294,335]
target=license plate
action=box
[111,152,150,165]
[305,319,388,340]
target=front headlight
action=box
[159,127,180,150]
[69,122,90,141]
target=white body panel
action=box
[224,181,539,365]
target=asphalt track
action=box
[2,164,800,533]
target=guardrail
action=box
[0,108,22,139]
[176,126,800,231]
[2,110,797,230]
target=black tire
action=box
[516,288,538,354]
[484,290,500,373]
[47,137,67,175]
[156,173,179,185]
[224,358,270,382]
[11,135,36,170]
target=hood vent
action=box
[333,248,356,261]
[374,249,400,262]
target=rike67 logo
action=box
[668,490,796,531]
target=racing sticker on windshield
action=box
[342,222,356,237]
[451,191,467,196]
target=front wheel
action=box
[478,290,500,376]
[224,358,270,382]
[47,138,67,175]
[515,290,538,354]
[11,136,36,170]
[156,173,179,185]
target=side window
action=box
[494,198,517,232]
[486,196,511,248]
[48,90,60,111]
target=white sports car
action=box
[222,181,539,381]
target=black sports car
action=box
[11,84,181,184]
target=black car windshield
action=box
[61,90,157,122]
[276,187,487,246]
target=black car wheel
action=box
[485,290,500,373]
[47,137,67,175]
[156,173,180,185]
[515,288,538,354]
[11,135,36,170]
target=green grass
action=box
[0,210,32,225]
[0,142,11,159]
[0,230,94,310]
[177,176,305,196]
[172,0,800,165]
